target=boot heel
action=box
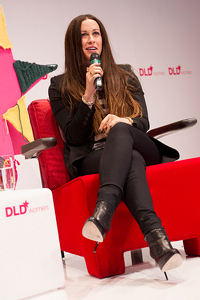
[160,251,183,272]
[82,217,107,242]
[164,272,168,281]
[94,242,99,253]
[82,201,115,242]
[145,228,183,272]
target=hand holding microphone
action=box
[83,53,103,107]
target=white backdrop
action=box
[1,0,200,189]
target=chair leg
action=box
[61,251,65,259]
[83,242,125,278]
[131,249,143,265]
[183,237,200,256]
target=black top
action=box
[49,64,179,178]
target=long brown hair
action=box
[62,14,142,135]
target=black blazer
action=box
[48,65,179,179]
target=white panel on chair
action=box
[0,188,65,300]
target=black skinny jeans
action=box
[78,123,163,236]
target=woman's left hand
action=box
[99,114,132,134]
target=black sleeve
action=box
[130,75,150,132]
[119,64,150,132]
[48,75,95,146]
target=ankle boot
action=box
[82,201,115,242]
[144,228,183,272]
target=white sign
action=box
[0,188,65,300]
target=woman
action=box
[49,14,182,274]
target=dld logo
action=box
[168,65,181,75]
[139,66,153,76]
[5,201,29,217]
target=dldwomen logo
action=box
[5,200,49,217]
[139,66,165,76]
[168,65,181,75]
[139,65,191,76]
[139,66,153,76]
[168,65,192,75]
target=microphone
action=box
[90,53,103,91]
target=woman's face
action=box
[81,19,102,66]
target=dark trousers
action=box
[77,123,163,236]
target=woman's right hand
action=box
[83,62,103,102]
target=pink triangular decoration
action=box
[0,48,21,155]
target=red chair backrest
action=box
[28,99,70,190]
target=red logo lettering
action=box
[5,207,13,217]
[139,66,153,76]
[20,205,27,215]
[5,201,29,217]
[13,206,19,216]
[168,65,181,75]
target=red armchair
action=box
[22,99,200,279]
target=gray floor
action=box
[28,241,200,300]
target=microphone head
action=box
[90,53,101,63]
